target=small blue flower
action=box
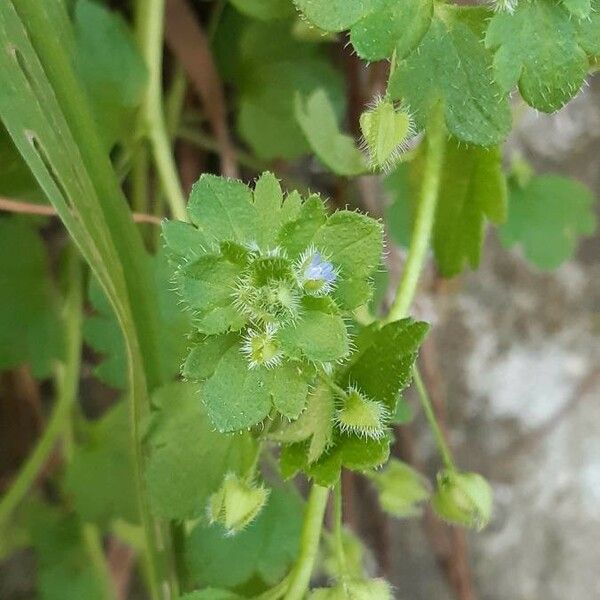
[296,247,337,296]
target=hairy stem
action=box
[413,365,455,470]
[286,485,330,600]
[386,105,445,322]
[137,0,187,221]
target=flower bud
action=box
[431,469,493,530]
[208,474,269,535]
[241,325,283,369]
[359,97,414,172]
[335,388,389,440]
[295,246,337,296]
[367,459,430,518]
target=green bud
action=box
[367,459,430,518]
[335,388,389,440]
[241,324,283,369]
[310,579,393,599]
[431,469,493,530]
[359,97,414,172]
[208,474,269,535]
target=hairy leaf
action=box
[344,318,429,411]
[388,17,511,145]
[279,310,349,363]
[350,0,433,60]
[269,383,334,463]
[293,0,384,32]
[188,175,257,244]
[485,0,589,112]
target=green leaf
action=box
[238,58,345,160]
[229,0,294,20]
[295,89,367,176]
[64,402,138,525]
[185,488,303,589]
[282,433,391,487]
[188,174,257,244]
[0,217,63,378]
[293,0,384,32]
[278,194,328,258]
[315,211,383,277]
[577,0,600,56]
[73,0,147,150]
[350,0,433,60]
[0,124,43,201]
[202,346,281,431]
[28,505,105,600]
[562,0,591,18]
[384,163,414,248]
[279,310,349,363]
[433,138,507,277]
[145,382,256,520]
[162,220,212,265]
[388,17,511,145]
[182,334,239,382]
[343,318,429,411]
[253,171,285,249]
[485,0,589,112]
[269,382,334,463]
[499,174,596,270]
[85,249,191,388]
[177,254,246,335]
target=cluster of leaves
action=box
[162,171,432,489]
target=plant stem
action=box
[386,105,445,322]
[286,485,330,600]
[0,250,83,530]
[137,0,187,221]
[334,482,347,578]
[412,365,455,470]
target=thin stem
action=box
[82,523,115,600]
[137,0,187,221]
[286,485,330,600]
[319,372,348,400]
[333,482,347,579]
[0,250,83,530]
[386,105,445,322]
[413,365,455,470]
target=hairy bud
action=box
[432,469,493,530]
[208,474,269,535]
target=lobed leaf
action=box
[499,174,597,270]
[485,0,589,112]
[388,17,511,146]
